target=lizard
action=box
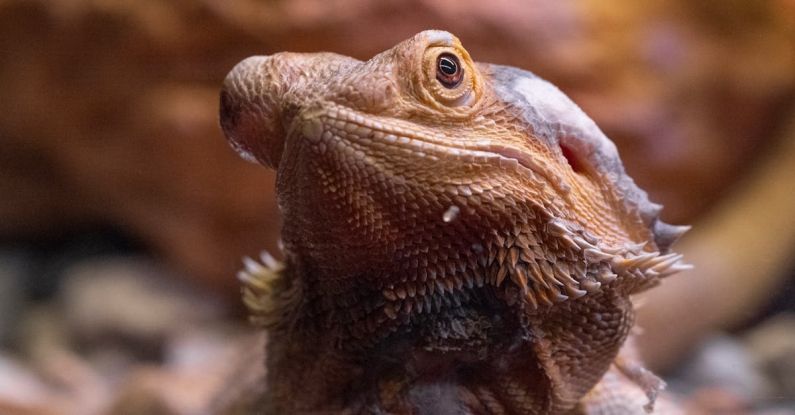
[218,30,691,414]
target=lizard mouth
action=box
[296,104,570,192]
[295,104,689,252]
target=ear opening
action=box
[560,142,587,174]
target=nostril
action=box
[560,142,586,174]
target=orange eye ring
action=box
[420,46,480,109]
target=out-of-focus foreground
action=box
[0,0,794,413]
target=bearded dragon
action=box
[219,30,691,414]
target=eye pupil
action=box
[439,57,457,75]
[436,53,463,88]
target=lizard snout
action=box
[220,52,362,170]
[220,55,286,169]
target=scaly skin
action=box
[219,30,690,414]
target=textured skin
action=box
[219,31,690,414]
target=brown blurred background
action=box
[1,0,794,413]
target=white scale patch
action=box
[510,76,621,168]
[501,70,661,224]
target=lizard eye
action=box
[436,53,463,88]
[422,47,478,108]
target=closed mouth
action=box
[294,103,569,192]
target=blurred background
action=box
[0,0,794,413]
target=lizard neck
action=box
[263,259,633,414]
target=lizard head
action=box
[220,30,689,310]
